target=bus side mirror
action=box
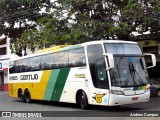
[103,53,114,70]
[144,53,156,69]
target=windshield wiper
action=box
[128,62,137,86]
[114,58,122,85]
[128,62,146,86]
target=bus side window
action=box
[9,61,15,74]
[53,53,58,69]
[41,54,53,70]
[22,58,30,72]
[96,59,109,89]
[53,52,68,68]
[15,60,22,73]
[41,55,46,70]
[30,56,41,71]
[69,48,86,67]
[87,44,109,89]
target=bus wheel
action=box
[18,89,23,102]
[80,91,89,110]
[24,89,31,103]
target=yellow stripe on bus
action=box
[36,45,70,53]
[32,70,52,100]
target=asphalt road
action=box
[0,91,160,119]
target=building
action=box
[0,37,19,91]
[0,37,10,91]
[135,33,160,81]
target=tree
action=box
[58,0,160,40]
[4,0,160,54]
[0,0,51,56]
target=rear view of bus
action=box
[87,41,156,107]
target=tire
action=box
[18,89,24,102]
[156,90,160,97]
[24,89,31,103]
[80,91,89,110]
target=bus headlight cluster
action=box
[145,87,150,92]
[111,90,124,95]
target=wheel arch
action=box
[75,89,89,104]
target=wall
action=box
[0,38,9,91]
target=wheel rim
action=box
[19,95,23,101]
[25,91,31,102]
[80,92,88,110]
[26,93,30,101]
[18,91,23,101]
[81,96,85,108]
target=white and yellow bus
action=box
[9,40,156,109]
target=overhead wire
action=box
[0,7,48,24]
[2,7,40,20]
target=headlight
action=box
[111,90,124,95]
[145,87,150,92]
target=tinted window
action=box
[87,44,109,89]
[96,59,109,89]
[69,48,86,67]
[54,51,68,68]
[22,58,30,72]
[105,43,142,55]
[15,60,23,73]
[110,56,149,87]
[41,54,53,70]
[9,61,15,74]
[30,56,41,71]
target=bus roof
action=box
[85,40,137,45]
[10,40,138,61]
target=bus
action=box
[8,40,156,110]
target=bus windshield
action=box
[104,43,149,87]
[110,56,149,87]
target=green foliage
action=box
[1,0,160,55]
[0,0,51,56]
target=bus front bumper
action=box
[109,92,150,106]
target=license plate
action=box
[132,97,138,101]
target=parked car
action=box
[150,79,160,97]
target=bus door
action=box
[87,44,110,105]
